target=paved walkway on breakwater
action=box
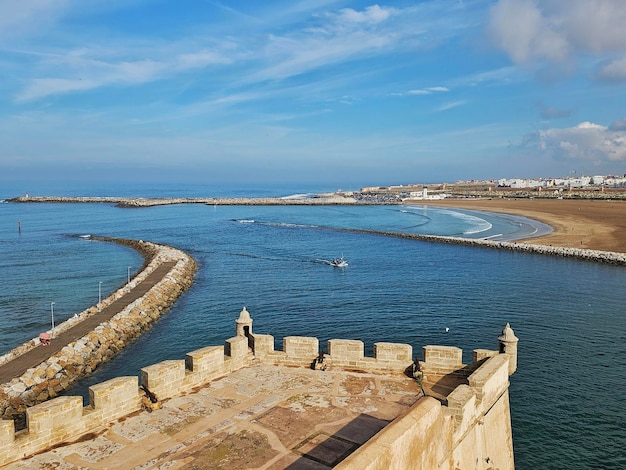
[0,261,176,385]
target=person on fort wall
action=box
[412,357,425,397]
[312,351,327,371]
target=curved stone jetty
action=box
[0,237,197,421]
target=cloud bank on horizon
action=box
[1,0,625,186]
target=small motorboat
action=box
[330,255,348,267]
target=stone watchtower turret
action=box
[498,323,519,375]
[236,306,253,338]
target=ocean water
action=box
[1,183,624,470]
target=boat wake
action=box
[316,258,348,267]
[232,252,345,267]
[233,219,322,230]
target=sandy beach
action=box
[414,198,626,253]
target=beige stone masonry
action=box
[0,374,144,465]
[225,336,248,359]
[185,346,224,373]
[374,342,412,362]
[0,315,519,469]
[473,348,498,365]
[284,336,319,358]
[140,360,185,402]
[467,353,510,407]
[339,343,515,469]
[89,376,136,410]
[446,384,479,441]
[26,396,83,440]
[336,397,447,470]
[85,376,141,426]
[419,345,464,379]
[0,420,12,446]
[328,339,364,361]
[249,333,274,359]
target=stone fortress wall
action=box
[0,307,519,469]
[0,239,197,421]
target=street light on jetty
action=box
[98,281,102,309]
[50,301,55,338]
[127,266,131,284]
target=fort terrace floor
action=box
[5,363,427,469]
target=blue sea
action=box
[1,182,624,470]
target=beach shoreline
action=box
[411,198,626,253]
[9,194,626,253]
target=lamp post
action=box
[50,301,55,338]
[127,266,131,284]
[98,281,102,309]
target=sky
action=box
[1,0,626,188]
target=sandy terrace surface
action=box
[414,198,626,253]
[4,363,422,470]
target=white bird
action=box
[445,327,450,333]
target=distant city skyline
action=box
[2,0,626,188]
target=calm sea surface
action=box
[1,183,624,469]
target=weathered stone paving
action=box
[1,364,422,469]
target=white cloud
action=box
[408,86,449,95]
[448,66,518,88]
[596,56,626,82]
[0,0,71,38]
[252,30,392,82]
[609,118,626,131]
[14,41,241,102]
[532,120,626,162]
[488,0,568,64]
[337,5,397,24]
[9,1,479,103]
[436,100,466,111]
[247,2,470,84]
[16,57,167,102]
[17,78,97,102]
[177,50,234,69]
[488,0,626,81]
[246,4,407,83]
[537,102,575,120]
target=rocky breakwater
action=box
[0,239,197,422]
[7,193,358,207]
[377,231,626,265]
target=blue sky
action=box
[2,0,626,188]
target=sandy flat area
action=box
[412,198,626,253]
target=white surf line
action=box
[481,234,504,240]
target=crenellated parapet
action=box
[0,376,142,464]
[0,308,519,470]
[249,335,413,372]
[338,324,519,470]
